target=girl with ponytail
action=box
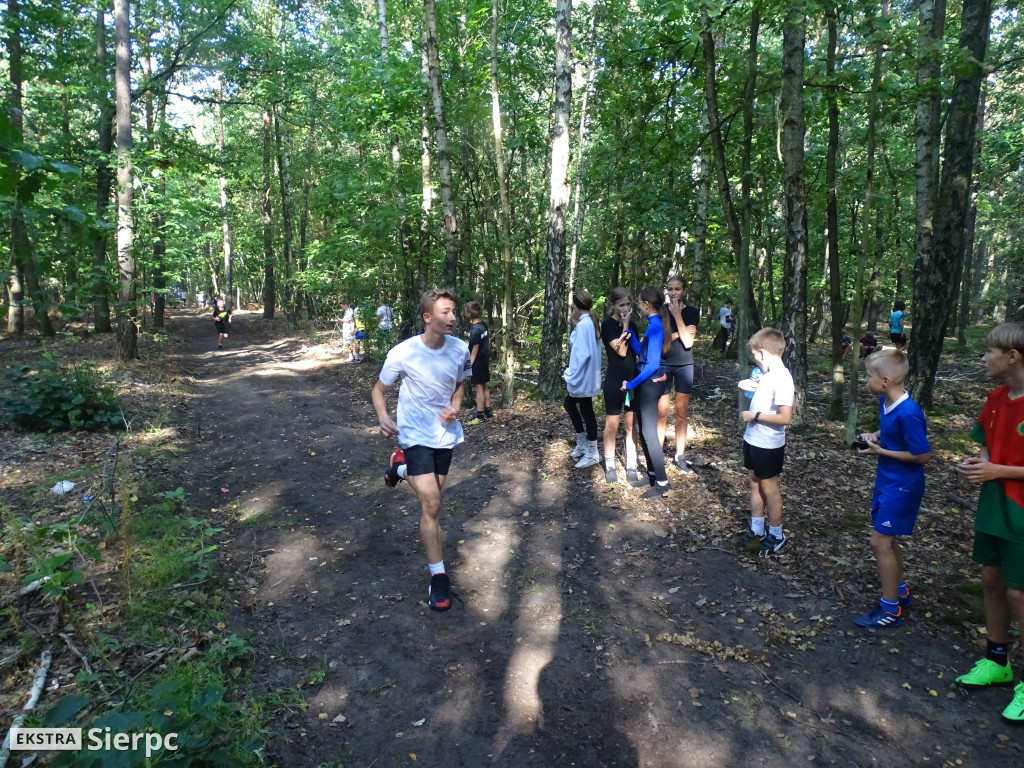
[563,290,603,468]
[621,286,671,496]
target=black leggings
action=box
[633,375,667,483]
[564,395,598,441]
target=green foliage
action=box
[0,360,123,432]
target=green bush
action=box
[0,360,124,431]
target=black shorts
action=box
[890,332,906,345]
[215,321,229,334]
[471,359,490,386]
[743,441,785,480]
[662,364,694,396]
[403,445,454,477]
[603,375,633,416]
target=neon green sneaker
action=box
[1003,681,1024,725]
[956,658,1014,689]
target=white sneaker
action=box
[575,451,600,469]
[569,432,587,458]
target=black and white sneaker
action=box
[625,468,641,486]
[759,533,788,557]
[427,573,451,612]
[736,529,765,552]
[673,455,694,474]
[605,467,618,485]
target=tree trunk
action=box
[846,3,886,441]
[538,0,573,398]
[114,0,136,361]
[262,109,276,319]
[490,0,517,407]
[908,0,992,406]
[423,0,458,289]
[690,102,710,318]
[217,92,233,314]
[274,107,294,319]
[735,5,760,422]
[91,4,113,333]
[825,6,844,418]
[957,88,986,347]
[416,22,433,309]
[780,3,809,421]
[567,4,597,302]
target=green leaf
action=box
[43,693,92,726]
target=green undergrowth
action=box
[0,463,282,767]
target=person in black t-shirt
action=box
[659,275,700,473]
[213,297,231,351]
[466,301,492,421]
[601,287,641,485]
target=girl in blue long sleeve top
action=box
[621,286,673,495]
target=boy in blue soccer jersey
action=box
[854,350,932,628]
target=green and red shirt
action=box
[970,384,1024,543]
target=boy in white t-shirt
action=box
[371,289,471,612]
[736,327,795,557]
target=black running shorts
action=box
[403,445,454,477]
[743,441,785,480]
[662,363,694,396]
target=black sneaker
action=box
[759,533,788,557]
[673,455,694,474]
[427,573,451,611]
[384,448,405,488]
[736,529,764,552]
[484,407,493,419]
[641,483,669,499]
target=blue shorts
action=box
[871,484,923,536]
[355,330,366,340]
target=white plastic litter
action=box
[51,481,75,495]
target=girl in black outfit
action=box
[601,287,640,485]
[659,275,700,472]
[621,286,672,497]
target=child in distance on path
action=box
[853,350,931,629]
[623,286,672,498]
[466,301,492,422]
[954,323,1024,724]
[372,289,472,613]
[889,300,908,353]
[736,328,794,556]
[563,290,602,469]
[601,287,640,485]
[213,297,231,350]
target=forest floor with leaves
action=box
[2,310,1024,767]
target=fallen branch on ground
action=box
[0,648,53,768]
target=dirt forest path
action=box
[167,311,1021,768]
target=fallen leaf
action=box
[412,718,425,727]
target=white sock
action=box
[587,440,598,453]
[675,453,685,462]
[397,464,408,479]
[656,480,668,487]
[429,561,446,576]
[605,456,615,471]
[751,517,765,536]
[769,525,784,540]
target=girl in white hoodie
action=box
[563,290,603,468]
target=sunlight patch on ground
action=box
[259,531,322,602]
[458,515,515,618]
[236,481,292,521]
[134,427,177,445]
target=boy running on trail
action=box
[853,350,931,629]
[954,323,1024,724]
[465,301,492,422]
[213,297,231,350]
[372,289,471,613]
[736,328,794,557]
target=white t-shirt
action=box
[743,366,795,449]
[379,335,471,450]
[719,306,732,329]
[376,305,394,330]
[341,308,355,338]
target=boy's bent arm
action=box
[372,381,399,437]
[745,405,792,426]
[439,381,465,425]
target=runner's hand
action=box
[378,415,399,438]
[956,456,999,484]
[438,405,459,424]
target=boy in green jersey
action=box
[955,323,1024,724]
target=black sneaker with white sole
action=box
[736,529,765,552]
[759,533,788,557]
[427,573,451,612]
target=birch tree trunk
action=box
[423,0,458,289]
[490,0,517,406]
[262,109,276,319]
[538,0,573,398]
[92,4,113,333]
[908,0,992,405]
[690,104,710,319]
[780,2,809,421]
[114,0,136,361]
[274,108,294,320]
[417,23,433,309]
